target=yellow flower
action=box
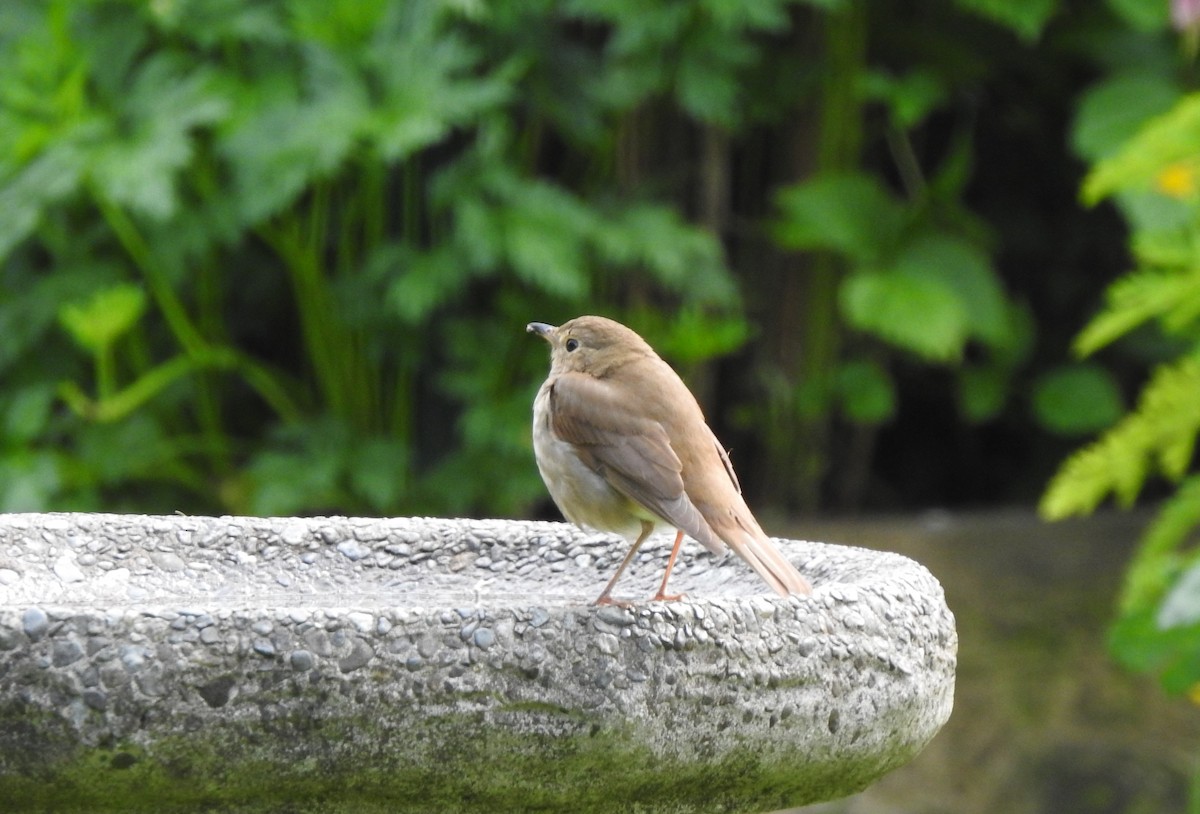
[1156,162,1197,199]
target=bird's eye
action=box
[565,338,580,352]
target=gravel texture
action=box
[0,513,955,813]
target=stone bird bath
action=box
[0,513,955,812]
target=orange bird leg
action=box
[594,520,654,606]
[651,529,686,602]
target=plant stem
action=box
[774,1,867,511]
[96,345,115,402]
[96,194,232,474]
[98,193,302,425]
[96,195,205,356]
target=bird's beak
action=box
[526,322,555,340]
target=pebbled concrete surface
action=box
[0,513,956,813]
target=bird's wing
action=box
[547,372,721,551]
[710,430,742,495]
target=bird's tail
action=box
[725,516,811,597]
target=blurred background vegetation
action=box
[0,0,1161,516]
[4,0,1200,804]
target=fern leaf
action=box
[1119,474,1200,616]
[1074,267,1200,356]
[1141,356,1200,478]
[1039,423,1148,519]
[1082,93,1200,205]
[1040,355,1200,519]
[1131,227,1195,269]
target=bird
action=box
[527,315,811,605]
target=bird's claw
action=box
[593,595,634,608]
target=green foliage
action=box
[0,0,752,517]
[1047,73,1200,701]
[774,172,905,263]
[774,170,1022,390]
[1120,475,1200,618]
[1074,265,1200,356]
[861,69,947,131]
[58,284,146,355]
[1031,364,1124,437]
[1083,94,1200,206]
[1041,357,1200,518]
[1070,72,1180,162]
[1105,0,1169,31]
[953,0,1058,40]
[0,0,1177,526]
[840,266,968,362]
[835,360,895,424]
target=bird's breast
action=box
[532,383,650,540]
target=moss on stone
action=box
[0,703,862,813]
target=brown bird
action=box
[528,315,811,605]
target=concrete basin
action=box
[0,513,956,812]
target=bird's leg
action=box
[652,529,686,602]
[594,520,654,606]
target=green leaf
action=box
[1074,267,1200,356]
[676,51,741,126]
[57,284,147,353]
[952,0,1057,40]
[1108,607,1200,695]
[1130,227,1195,268]
[773,172,905,264]
[453,196,503,271]
[3,385,56,443]
[147,0,287,46]
[0,142,88,261]
[1071,73,1180,162]
[0,262,124,372]
[248,419,351,515]
[640,307,749,364]
[1143,357,1200,479]
[1040,356,1200,519]
[72,414,171,484]
[0,451,62,512]
[1111,189,1195,238]
[365,4,511,161]
[1032,364,1124,436]
[1120,475,1200,615]
[89,56,231,221]
[609,204,733,302]
[1155,556,1200,630]
[895,234,1010,348]
[500,184,593,299]
[840,268,968,362]
[219,49,368,224]
[958,363,1010,423]
[862,69,946,130]
[1083,93,1200,205]
[289,0,388,49]
[387,245,475,325]
[1040,422,1148,519]
[349,437,409,510]
[1105,0,1169,31]
[836,359,896,424]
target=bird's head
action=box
[526,316,655,378]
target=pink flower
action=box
[1173,0,1200,30]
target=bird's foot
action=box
[650,591,686,602]
[593,594,634,608]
